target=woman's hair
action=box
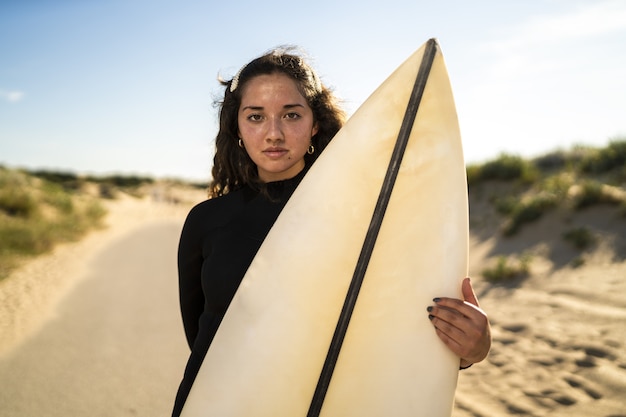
[208,46,346,198]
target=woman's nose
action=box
[266,117,284,141]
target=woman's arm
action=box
[177,209,206,349]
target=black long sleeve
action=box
[172,172,305,417]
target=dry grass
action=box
[0,168,110,279]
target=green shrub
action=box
[503,193,558,236]
[30,170,83,191]
[467,154,539,185]
[493,196,518,216]
[0,169,107,280]
[87,174,154,188]
[0,188,38,217]
[84,200,107,222]
[41,182,75,214]
[533,151,568,171]
[562,227,596,250]
[466,140,626,236]
[570,180,624,209]
[0,221,52,255]
[539,173,574,199]
[30,170,78,183]
[0,169,39,218]
[482,254,532,283]
[579,140,626,174]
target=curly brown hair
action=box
[208,47,346,198]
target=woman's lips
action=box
[263,148,288,158]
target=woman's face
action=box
[238,73,319,182]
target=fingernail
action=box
[426,306,433,312]
[428,314,434,321]
[433,297,441,303]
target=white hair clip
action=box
[230,65,245,92]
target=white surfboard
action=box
[181,38,468,417]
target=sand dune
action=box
[454,199,626,416]
[1,185,625,416]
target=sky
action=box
[1,0,625,181]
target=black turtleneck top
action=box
[172,171,305,416]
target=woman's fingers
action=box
[461,276,480,307]
[427,278,491,365]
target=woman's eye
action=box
[285,112,300,120]
[247,114,263,121]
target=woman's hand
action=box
[427,277,491,368]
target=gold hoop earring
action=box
[238,139,244,148]
[307,144,315,155]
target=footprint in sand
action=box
[571,343,618,361]
[548,393,577,406]
[535,334,559,347]
[583,345,616,360]
[501,323,528,333]
[571,343,619,369]
[529,355,565,367]
[575,356,597,368]
[495,337,517,345]
[524,388,577,408]
[563,375,603,400]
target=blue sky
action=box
[1,0,625,181]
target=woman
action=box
[172,47,490,416]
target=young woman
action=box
[172,47,491,416]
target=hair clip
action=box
[230,65,245,92]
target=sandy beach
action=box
[1,185,625,416]
[0,186,203,416]
[0,186,202,357]
[454,197,626,416]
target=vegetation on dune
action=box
[578,141,626,176]
[29,170,156,199]
[0,167,160,280]
[469,139,626,282]
[466,154,539,185]
[482,253,532,283]
[0,165,202,280]
[562,227,596,251]
[468,139,626,236]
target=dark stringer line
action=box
[306,38,439,417]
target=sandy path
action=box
[0,192,203,417]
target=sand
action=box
[1,185,625,416]
[0,185,206,416]
[0,186,204,357]
[454,202,626,416]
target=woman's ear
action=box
[312,122,319,137]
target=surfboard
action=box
[181,38,468,417]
